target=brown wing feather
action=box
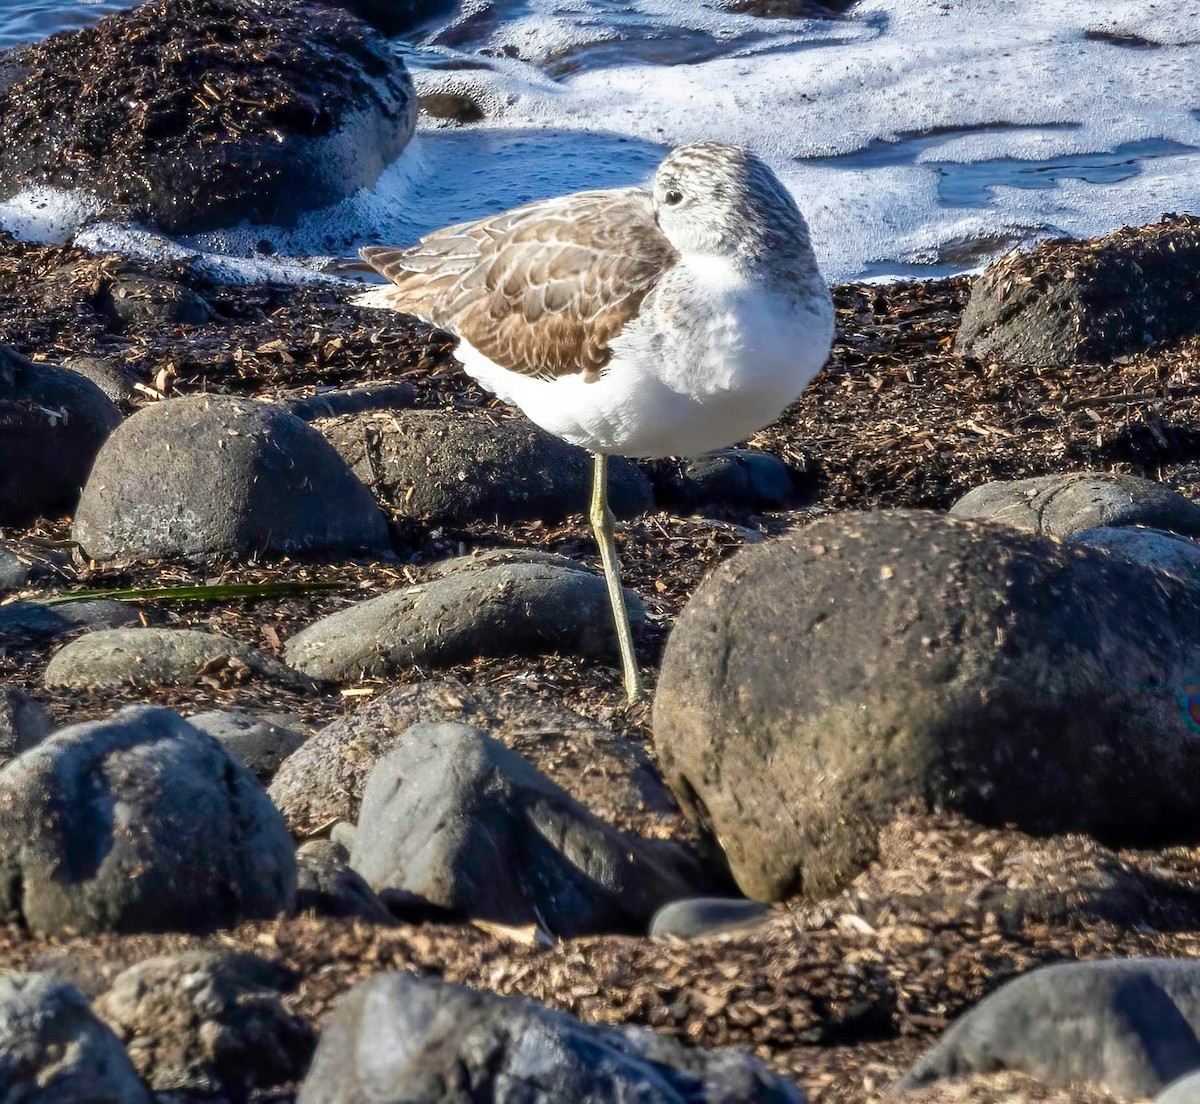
[358,189,676,381]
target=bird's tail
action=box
[349,284,400,310]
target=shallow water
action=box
[2,0,1199,281]
[0,0,132,50]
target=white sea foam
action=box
[0,187,105,244]
[1,0,1197,282]
[73,222,349,286]
[403,0,1200,278]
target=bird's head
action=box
[651,141,812,262]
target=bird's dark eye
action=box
[664,189,684,206]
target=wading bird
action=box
[355,141,834,702]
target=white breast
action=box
[451,253,834,461]
[603,254,834,456]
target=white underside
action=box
[357,253,835,459]
[455,255,834,459]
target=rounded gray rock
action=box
[277,381,417,422]
[0,973,149,1103]
[295,844,393,923]
[895,958,1200,1098]
[649,898,772,940]
[95,951,314,1096]
[44,627,312,692]
[654,509,1200,902]
[61,356,141,407]
[350,722,714,937]
[316,408,654,526]
[1067,525,1200,579]
[950,471,1200,539]
[0,541,67,592]
[297,972,806,1104]
[1158,1071,1200,1104]
[648,448,800,510]
[72,394,390,563]
[0,599,144,642]
[284,560,645,682]
[0,705,297,936]
[421,547,595,580]
[0,545,30,590]
[267,679,676,839]
[329,821,358,852]
[0,345,122,525]
[0,689,52,760]
[186,710,310,783]
[95,272,214,330]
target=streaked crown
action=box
[651,141,813,264]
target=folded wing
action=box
[357,189,677,381]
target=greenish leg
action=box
[590,452,645,703]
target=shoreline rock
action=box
[0,345,121,525]
[896,958,1200,1098]
[654,509,1200,902]
[950,471,1200,538]
[316,408,655,526]
[0,974,149,1102]
[268,677,678,838]
[0,0,416,232]
[45,627,315,692]
[72,394,391,563]
[0,705,297,936]
[956,214,1200,366]
[95,951,315,1096]
[284,557,646,681]
[349,721,717,937]
[298,972,807,1103]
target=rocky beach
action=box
[2,0,1200,1101]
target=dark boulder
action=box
[61,355,142,407]
[295,840,393,923]
[0,345,121,525]
[95,951,315,1096]
[268,677,677,838]
[0,689,52,760]
[94,272,214,330]
[276,381,416,421]
[0,546,30,591]
[0,599,144,642]
[895,959,1200,1098]
[316,409,654,526]
[0,705,297,936]
[297,972,806,1103]
[186,709,310,784]
[72,394,390,563]
[654,510,1200,902]
[956,215,1200,365]
[0,0,416,233]
[318,0,460,37]
[0,974,148,1102]
[645,448,803,510]
[348,722,715,937]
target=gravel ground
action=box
[3,231,1199,1101]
